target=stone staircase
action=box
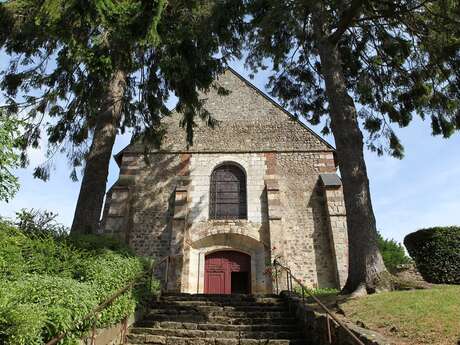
[126,293,306,345]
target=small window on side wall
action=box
[209,164,247,220]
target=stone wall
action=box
[276,152,338,288]
[103,152,182,259]
[79,317,132,345]
[101,68,349,292]
[120,69,335,154]
[281,292,393,345]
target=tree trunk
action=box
[313,13,388,295]
[70,69,127,234]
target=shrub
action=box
[68,233,133,255]
[0,275,97,345]
[0,298,46,345]
[0,221,27,280]
[0,219,155,345]
[292,286,339,297]
[0,220,84,280]
[377,232,411,273]
[15,209,68,238]
[76,251,147,327]
[404,227,460,284]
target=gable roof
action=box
[226,67,334,150]
[115,67,334,166]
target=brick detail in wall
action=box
[125,154,181,260]
[316,152,337,173]
[265,179,281,220]
[101,184,133,242]
[119,167,139,175]
[168,178,190,292]
[264,152,277,175]
[178,153,191,176]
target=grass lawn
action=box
[339,285,460,345]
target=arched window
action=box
[210,164,247,219]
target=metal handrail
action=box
[151,255,171,292]
[273,259,365,345]
[45,256,172,345]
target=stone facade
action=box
[101,68,349,293]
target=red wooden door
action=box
[206,271,226,294]
[204,251,251,294]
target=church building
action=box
[101,68,349,294]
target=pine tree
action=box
[0,111,21,202]
[242,0,460,294]
[0,0,244,233]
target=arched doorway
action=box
[204,251,251,294]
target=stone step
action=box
[160,294,281,304]
[137,315,297,325]
[153,299,285,306]
[129,327,302,339]
[145,309,291,318]
[161,293,279,298]
[132,321,298,332]
[126,334,306,345]
[149,302,287,311]
[128,294,304,345]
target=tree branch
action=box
[328,0,365,44]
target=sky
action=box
[1,59,459,246]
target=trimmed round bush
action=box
[404,227,460,284]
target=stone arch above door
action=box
[189,221,265,244]
[185,233,270,294]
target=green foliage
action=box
[0,275,97,345]
[404,227,460,284]
[68,233,133,255]
[0,112,21,202]
[377,232,411,273]
[0,218,155,345]
[243,0,460,157]
[76,251,146,327]
[0,0,243,180]
[0,221,27,280]
[309,287,339,297]
[299,287,339,297]
[0,297,46,345]
[15,208,68,238]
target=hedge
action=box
[404,226,460,284]
[0,275,98,345]
[0,220,155,345]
